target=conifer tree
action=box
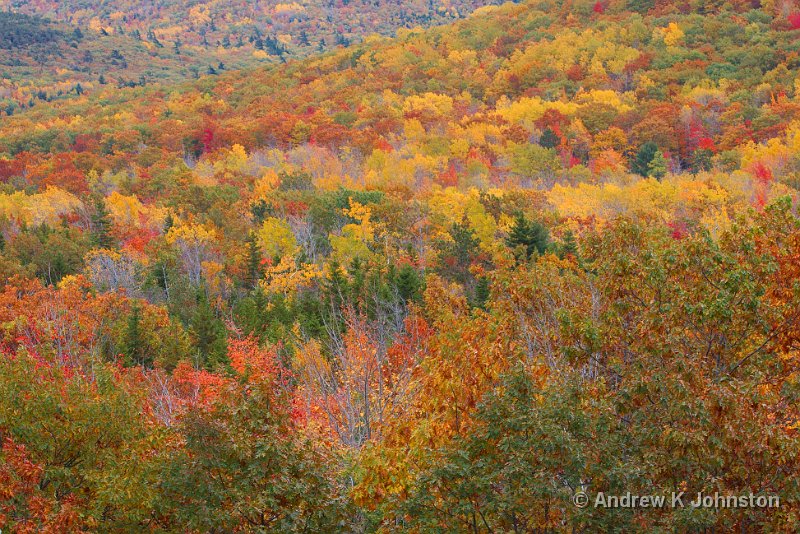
[507,213,549,260]
[122,303,152,368]
[190,292,227,369]
[91,196,114,249]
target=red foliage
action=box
[667,220,688,240]
[39,154,88,194]
[374,138,393,152]
[437,163,459,187]
[0,437,84,530]
[122,226,160,253]
[752,162,773,186]
[201,128,215,154]
[566,64,585,81]
[698,137,716,152]
[593,1,605,14]
[283,200,309,217]
[750,162,773,209]
[789,12,800,29]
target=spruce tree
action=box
[507,213,549,260]
[560,230,579,260]
[539,127,560,149]
[632,142,659,177]
[473,276,490,310]
[190,292,227,369]
[91,196,114,249]
[647,149,667,180]
[122,304,151,368]
[246,232,262,290]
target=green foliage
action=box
[158,378,352,531]
[647,149,667,180]
[8,225,89,285]
[90,196,114,249]
[435,220,480,285]
[632,142,659,177]
[507,212,549,260]
[0,12,65,49]
[539,127,560,149]
[0,352,160,529]
[510,144,560,178]
[121,303,151,368]
[189,292,228,369]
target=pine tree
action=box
[560,230,579,260]
[299,30,310,46]
[91,196,114,249]
[632,142,658,177]
[396,264,423,303]
[539,127,560,149]
[190,292,227,369]
[122,304,151,368]
[473,276,490,310]
[324,260,349,308]
[647,149,667,180]
[439,220,480,285]
[507,213,549,260]
[246,231,262,290]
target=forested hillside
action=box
[0,0,502,110]
[1,0,800,531]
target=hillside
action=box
[0,0,503,109]
[1,0,800,532]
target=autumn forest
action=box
[1,0,800,531]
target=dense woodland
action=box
[2,0,800,531]
[0,0,502,111]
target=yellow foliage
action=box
[166,221,217,245]
[0,186,83,226]
[427,188,498,251]
[260,256,322,297]
[739,121,800,177]
[330,200,377,263]
[661,22,685,46]
[106,192,166,229]
[496,96,579,128]
[258,217,299,259]
[403,93,454,117]
[548,175,740,222]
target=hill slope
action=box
[1,1,800,532]
[0,0,504,109]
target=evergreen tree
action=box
[539,127,560,149]
[122,303,152,368]
[632,142,659,177]
[507,213,549,260]
[324,260,349,309]
[189,292,227,369]
[437,219,480,285]
[396,264,423,304]
[647,149,667,180]
[559,229,579,260]
[473,276,490,310]
[245,231,262,290]
[91,196,114,249]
